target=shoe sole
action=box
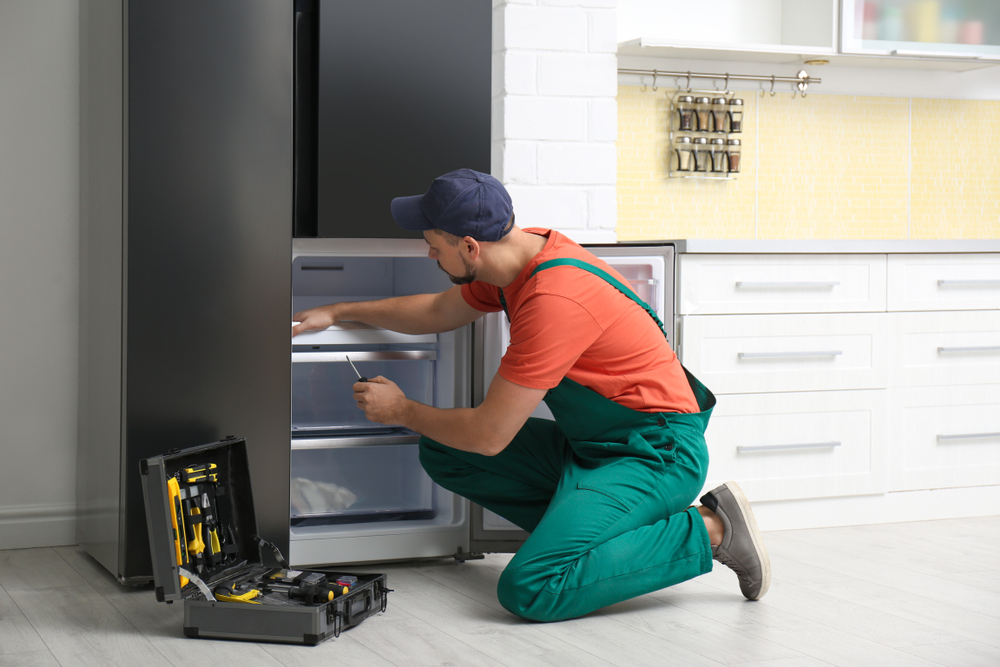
[723,481,771,600]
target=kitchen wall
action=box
[0,1,80,549]
[492,0,619,242]
[618,86,1000,240]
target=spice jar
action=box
[693,137,711,172]
[711,98,728,133]
[694,97,712,133]
[711,138,727,173]
[675,95,696,132]
[728,98,744,133]
[674,136,694,172]
[726,139,742,173]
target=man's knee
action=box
[496,566,573,623]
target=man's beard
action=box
[438,258,477,285]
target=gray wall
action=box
[0,0,80,549]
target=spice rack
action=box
[668,90,744,180]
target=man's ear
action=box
[462,236,482,261]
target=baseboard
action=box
[752,485,1000,532]
[0,503,77,550]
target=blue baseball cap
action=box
[390,169,514,242]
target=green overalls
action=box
[419,259,717,622]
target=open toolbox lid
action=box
[140,437,268,603]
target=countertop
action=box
[664,240,1000,254]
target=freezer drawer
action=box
[291,351,435,435]
[290,441,435,526]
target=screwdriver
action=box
[346,355,367,382]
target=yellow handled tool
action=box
[186,501,205,557]
[167,477,190,588]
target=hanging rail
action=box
[618,68,821,96]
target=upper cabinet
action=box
[841,0,1000,60]
[618,0,1000,70]
[618,0,837,62]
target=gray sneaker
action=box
[700,481,771,600]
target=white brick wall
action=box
[493,0,618,243]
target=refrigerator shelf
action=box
[291,350,437,364]
[292,322,437,347]
[291,433,421,450]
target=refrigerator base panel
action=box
[289,526,471,568]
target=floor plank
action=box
[898,639,1000,667]
[8,584,173,667]
[658,590,947,667]
[0,548,90,592]
[763,530,1000,619]
[0,650,63,667]
[0,584,48,655]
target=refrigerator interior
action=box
[288,242,472,566]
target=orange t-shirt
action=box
[461,229,698,414]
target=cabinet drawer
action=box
[702,390,888,502]
[889,385,1000,492]
[680,313,888,394]
[678,254,887,315]
[889,311,1000,388]
[887,254,1000,312]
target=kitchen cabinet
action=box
[618,0,1000,70]
[842,0,1000,60]
[672,242,1000,509]
[885,254,1000,492]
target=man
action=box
[292,168,770,622]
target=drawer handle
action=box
[937,279,1000,287]
[937,432,1000,442]
[735,281,840,289]
[737,441,841,453]
[292,351,437,363]
[738,351,843,359]
[937,346,1000,354]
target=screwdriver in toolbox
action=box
[346,355,367,383]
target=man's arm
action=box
[292,285,482,336]
[355,373,547,456]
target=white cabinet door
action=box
[841,0,1000,60]
[888,254,1000,312]
[678,254,887,315]
[681,313,888,394]
[703,389,888,501]
[890,384,1000,492]
[889,311,1000,388]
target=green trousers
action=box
[419,371,716,622]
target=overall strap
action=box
[529,258,668,339]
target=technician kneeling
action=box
[292,169,770,622]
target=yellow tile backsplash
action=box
[617,85,1000,240]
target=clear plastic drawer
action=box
[290,442,435,526]
[291,351,435,436]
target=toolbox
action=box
[141,437,389,645]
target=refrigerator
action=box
[77,0,678,581]
[285,239,676,567]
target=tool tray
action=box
[141,437,389,646]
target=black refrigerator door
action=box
[299,0,492,239]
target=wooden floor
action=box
[1,516,998,667]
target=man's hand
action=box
[353,376,410,425]
[292,305,339,337]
